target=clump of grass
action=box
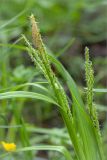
[0,14,105,160]
[21,14,105,160]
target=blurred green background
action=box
[0,0,107,159]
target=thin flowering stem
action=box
[22,15,85,160]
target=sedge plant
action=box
[0,14,105,159]
[21,14,105,160]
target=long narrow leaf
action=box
[0,145,72,160]
[0,91,58,106]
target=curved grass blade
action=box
[56,38,75,57]
[0,91,58,106]
[0,10,26,30]
[0,145,72,160]
[0,82,48,92]
[0,43,26,50]
[27,127,69,139]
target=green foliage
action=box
[0,1,107,159]
[0,0,106,44]
[20,15,105,159]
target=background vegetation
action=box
[0,0,107,159]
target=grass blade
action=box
[0,145,72,160]
[0,91,58,106]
